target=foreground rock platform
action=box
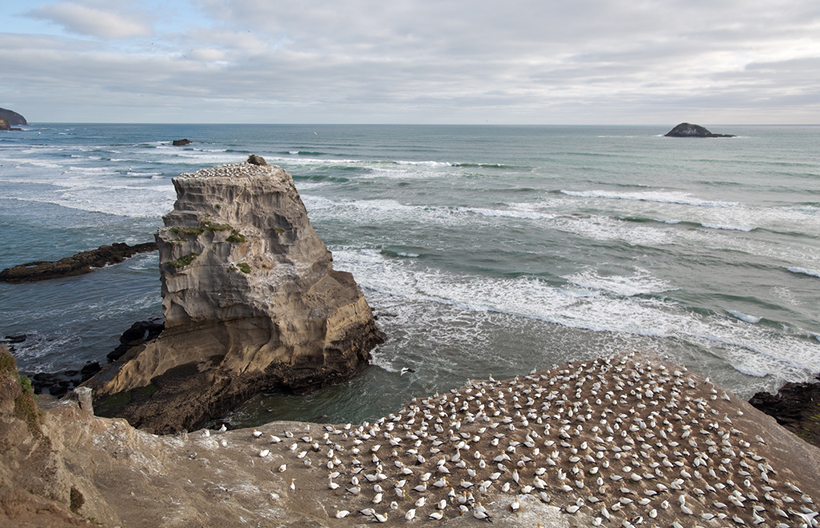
[86,160,383,434]
[4,348,819,527]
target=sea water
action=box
[1,124,818,426]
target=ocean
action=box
[1,123,818,427]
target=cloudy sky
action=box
[1,0,819,124]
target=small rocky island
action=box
[85,157,383,433]
[665,122,735,138]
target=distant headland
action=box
[0,107,27,130]
[665,122,735,137]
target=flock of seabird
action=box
[180,161,281,180]
[233,352,818,526]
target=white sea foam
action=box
[302,193,820,271]
[567,268,673,297]
[267,156,363,166]
[560,189,738,208]
[457,206,556,221]
[730,364,768,377]
[727,310,762,324]
[701,223,755,232]
[331,247,820,381]
[153,151,244,165]
[394,160,452,167]
[787,267,820,278]
[6,185,174,218]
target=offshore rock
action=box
[87,160,383,433]
[664,122,735,137]
[0,241,157,283]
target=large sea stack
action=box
[87,159,383,433]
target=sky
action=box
[1,0,819,124]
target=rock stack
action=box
[87,159,383,433]
[664,123,735,138]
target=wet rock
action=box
[0,242,157,283]
[247,154,268,166]
[106,319,164,362]
[27,362,101,397]
[172,139,192,146]
[3,334,26,344]
[749,375,820,447]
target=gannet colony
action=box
[235,351,819,527]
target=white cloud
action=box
[28,2,153,39]
[4,0,820,123]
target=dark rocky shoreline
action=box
[0,242,157,283]
[750,374,820,447]
[13,319,166,398]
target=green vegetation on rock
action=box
[171,221,233,236]
[94,390,132,415]
[237,263,251,274]
[0,349,15,375]
[227,230,246,243]
[168,253,200,269]
[1,348,43,435]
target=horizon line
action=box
[18,122,820,127]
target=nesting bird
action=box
[246,352,819,526]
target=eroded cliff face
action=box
[88,161,382,433]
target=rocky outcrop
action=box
[664,122,735,137]
[105,319,165,362]
[0,107,27,126]
[750,375,820,447]
[27,362,101,398]
[0,242,157,283]
[171,139,192,146]
[87,159,383,433]
[0,346,117,527]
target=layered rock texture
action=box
[87,160,382,433]
[665,122,735,137]
[750,375,820,447]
